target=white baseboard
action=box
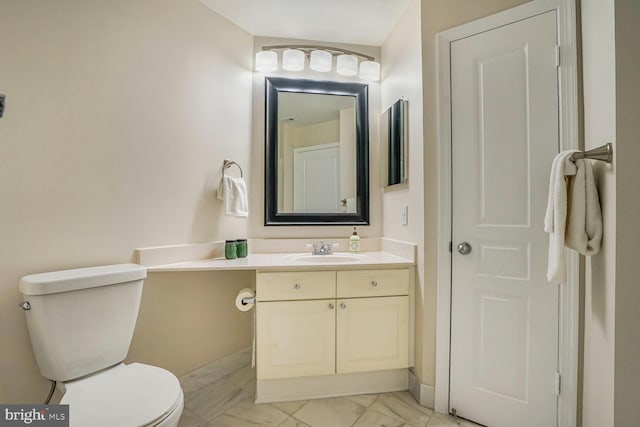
[256,369,408,403]
[408,370,435,409]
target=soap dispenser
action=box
[349,227,360,253]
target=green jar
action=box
[236,239,248,258]
[225,240,237,259]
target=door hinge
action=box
[555,372,561,396]
[555,45,561,67]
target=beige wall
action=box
[292,120,339,148]
[612,3,640,423]
[581,0,616,424]
[128,271,253,377]
[0,0,254,403]
[380,0,426,381]
[339,107,357,204]
[250,37,381,239]
[410,0,530,387]
[583,1,640,426]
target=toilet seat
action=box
[61,363,183,427]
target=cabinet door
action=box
[257,299,336,380]
[336,296,409,374]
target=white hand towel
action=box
[565,158,602,255]
[217,175,248,218]
[544,150,578,284]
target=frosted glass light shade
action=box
[359,60,380,81]
[336,54,358,76]
[255,50,277,72]
[310,50,332,72]
[282,49,305,71]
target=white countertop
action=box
[146,251,414,272]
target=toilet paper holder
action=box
[235,288,255,312]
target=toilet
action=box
[19,264,184,427]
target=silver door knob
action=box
[457,242,472,255]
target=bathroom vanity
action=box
[255,266,410,402]
[137,238,415,403]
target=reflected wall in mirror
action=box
[265,77,369,225]
[380,99,408,187]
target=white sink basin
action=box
[290,253,362,263]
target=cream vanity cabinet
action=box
[255,268,409,381]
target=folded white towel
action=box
[544,151,578,284]
[565,158,602,255]
[217,175,248,218]
[544,150,603,284]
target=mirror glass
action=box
[381,99,408,187]
[265,77,369,225]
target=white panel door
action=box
[293,143,340,212]
[256,299,336,380]
[336,296,409,374]
[449,11,560,427]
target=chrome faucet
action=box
[306,241,338,255]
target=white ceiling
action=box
[199,0,411,46]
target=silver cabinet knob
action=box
[371,280,378,287]
[457,242,472,255]
[340,303,346,309]
[329,303,335,310]
[294,283,300,289]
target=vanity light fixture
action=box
[255,45,380,81]
[309,49,332,72]
[255,50,278,72]
[359,60,381,82]
[336,54,358,76]
[282,49,305,71]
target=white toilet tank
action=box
[19,264,147,382]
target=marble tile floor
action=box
[178,348,480,427]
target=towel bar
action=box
[570,143,613,163]
[223,159,243,177]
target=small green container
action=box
[225,240,237,259]
[236,239,248,258]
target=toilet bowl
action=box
[19,264,184,427]
[60,363,183,427]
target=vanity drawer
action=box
[257,271,336,301]
[337,269,409,298]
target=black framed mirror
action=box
[264,77,369,226]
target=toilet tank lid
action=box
[19,264,147,296]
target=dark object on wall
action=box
[381,99,408,186]
[0,94,5,118]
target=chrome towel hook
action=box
[570,143,613,163]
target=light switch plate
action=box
[401,204,408,225]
